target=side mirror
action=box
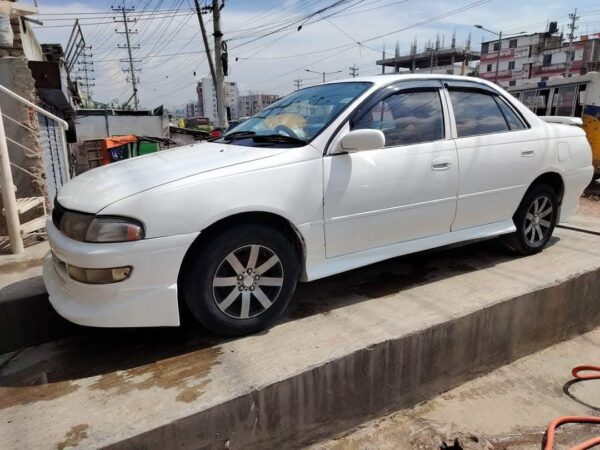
[336,129,385,153]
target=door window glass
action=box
[353,90,444,146]
[495,97,526,130]
[449,90,510,137]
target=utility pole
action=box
[494,30,502,83]
[76,45,95,107]
[212,0,228,128]
[349,64,359,77]
[113,4,140,110]
[565,8,579,77]
[193,0,217,93]
[294,78,302,90]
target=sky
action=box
[28,0,600,111]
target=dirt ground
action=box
[578,194,600,218]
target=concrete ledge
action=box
[109,268,600,450]
[0,239,78,353]
[0,279,78,354]
[1,228,600,449]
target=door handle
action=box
[521,147,535,157]
[431,157,451,171]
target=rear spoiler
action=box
[540,116,583,126]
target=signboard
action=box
[480,48,515,62]
[512,68,529,79]
[515,47,530,58]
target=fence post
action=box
[0,104,24,253]
[58,123,70,181]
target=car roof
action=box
[325,73,499,90]
[322,73,543,128]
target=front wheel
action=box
[502,184,558,255]
[181,224,299,336]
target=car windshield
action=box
[221,82,372,145]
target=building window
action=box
[509,39,518,48]
[493,42,500,51]
[508,61,515,70]
[487,64,493,72]
[543,54,552,67]
[509,80,517,86]
[481,42,489,54]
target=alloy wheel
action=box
[212,245,284,319]
[523,195,554,246]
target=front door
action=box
[323,85,458,258]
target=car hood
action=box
[57,142,288,213]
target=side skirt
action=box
[305,220,516,281]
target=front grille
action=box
[52,200,66,229]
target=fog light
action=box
[67,265,132,284]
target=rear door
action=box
[444,81,542,231]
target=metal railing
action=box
[0,83,70,254]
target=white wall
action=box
[75,114,169,142]
[18,17,43,61]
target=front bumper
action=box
[43,220,199,327]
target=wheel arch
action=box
[177,211,307,319]
[527,171,565,204]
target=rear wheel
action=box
[503,184,558,255]
[182,224,299,336]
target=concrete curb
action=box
[0,287,78,355]
[105,268,600,450]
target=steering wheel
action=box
[274,124,299,139]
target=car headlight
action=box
[85,217,144,242]
[59,212,144,243]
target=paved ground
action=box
[309,327,600,450]
[1,223,599,449]
[579,180,600,218]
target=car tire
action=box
[181,224,299,336]
[502,183,559,255]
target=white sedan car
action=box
[44,75,593,335]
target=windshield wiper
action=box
[222,131,256,141]
[251,134,307,145]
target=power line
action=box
[37,8,193,18]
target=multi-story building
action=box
[239,93,280,117]
[185,101,199,118]
[479,23,600,88]
[196,78,240,124]
[376,34,480,75]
